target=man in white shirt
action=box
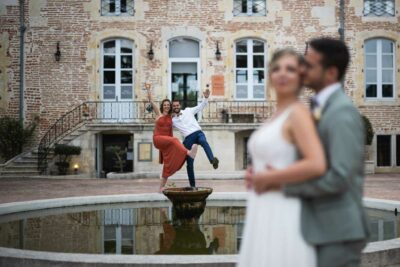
[172,89,219,187]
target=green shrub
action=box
[361,115,374,146]
[0,117,37,161]
[54,144,81,175]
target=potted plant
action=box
[362,115,375,174]
[105,146,126,173]
[54,144,81,175]
[362,115,374,160]
[0,117,37,161]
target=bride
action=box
[237,49,326,267]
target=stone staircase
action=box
[0,150,42,178]
[0,126,88,178]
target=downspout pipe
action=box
[339,0,345,42]
[19,0,26,124]
[339,0,345,85]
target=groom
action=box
[171,89,219,188]
[259,38,369,266]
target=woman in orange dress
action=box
[147,89,198,192]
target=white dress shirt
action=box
[172,98,208,138]
[313,82,341,110]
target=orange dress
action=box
[153,115,188,178]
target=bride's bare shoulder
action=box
[289,102,313,123]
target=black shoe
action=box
[211,157,219,169]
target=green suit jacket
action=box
[284,88,370,245]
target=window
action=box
[376,135,400,167]
[102,39,134,101]
[397,135,400,166]
[103,209,134,254]
[364,39,395,99]
[364,0,395,16]
[235,39,266,100]
[233,0,266,16]
[101,0,135,16]
[377,135,391,166]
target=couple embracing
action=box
[147,88,219,192]
[238,37,370,267]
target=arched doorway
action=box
[168,37,200,109]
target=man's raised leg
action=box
[197,132,219,169]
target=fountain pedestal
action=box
[162,187,213,222]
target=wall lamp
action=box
[215,41,222,60]
[147,41,154,60]
[55,42,61,62]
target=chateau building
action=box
[0,0,399,177]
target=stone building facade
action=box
[0,0,399,177]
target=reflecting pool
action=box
[0,201,398,255]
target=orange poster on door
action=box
[211,75,224,96]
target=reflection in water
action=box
[0,205,398,255]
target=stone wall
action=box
[0,0,399,172]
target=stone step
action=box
[12,160,38,165]
[5,165,38,171]
[0,170,40,178]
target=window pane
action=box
[121,85,133,99]
[104,56,115,68]
[382,55,393,68]
[366,55,377,68]
[366,84,377,98]
[252,0,266,15]
[382,70,393,83]
[253,56,264,68]
[121,40,133,53]
[253,40,264,53]
[103,86,116,99]
[233,0,247,14]
[365,40,377,53]
[104,41,116,54]
[104,71,115,83]
[377,135,391,167]
[236,70,247,83]
[236,55,247,68]
[121,71,132,84]
[382,84,393,98]
[366,69,377,83]
[236,40,247,53]
[121,0,127,13]
[382,40,394,53]
[396,135,400,166]
[109,0,116,13]
[236,85,248,98]
[253,70,264,83]
[121,56,132,68]
[169,38,199,58]
[253,85,265,98]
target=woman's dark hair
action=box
[308,37,350,81]
[160,99,172,115]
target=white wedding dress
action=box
[237,106,316,267]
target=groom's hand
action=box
[203,89,211,98]
[244,167,253,190]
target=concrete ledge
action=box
[0,194,399,266]
[107,171,245,180]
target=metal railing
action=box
[363,0,395,16]
[37,100,275,173]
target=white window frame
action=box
[167,38,201,102]
[233,0,267,16]
[234,39,266,101]
[364,38,396,100]
[101,0,135,17]
[101,39,134,102]
[376,134,400,167]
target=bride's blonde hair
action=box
[268,48,305,94]
[268,48,304,73]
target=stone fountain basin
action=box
[163,187,213,221]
